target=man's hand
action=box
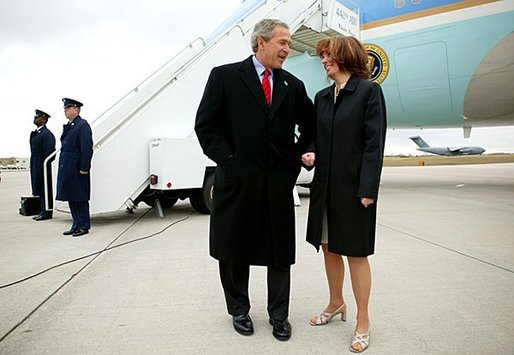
[361,198,374,208]
[301,152,315,167]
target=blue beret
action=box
[62,98,83,108]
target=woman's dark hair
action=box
[316,36,370,79]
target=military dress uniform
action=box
[56,98,93,236]
[30,109,56,220]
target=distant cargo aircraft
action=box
[409,136,485,156]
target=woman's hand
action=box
[361,197,374,208]
[302,152,316,167]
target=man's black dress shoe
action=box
[269,318,291,341]
[32,215,39,220]
[72,230,89,237]
[34,215,52,221]
[232,314,254,336]
[63,229,76,236]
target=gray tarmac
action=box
[0,165,513,354]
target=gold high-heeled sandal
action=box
[350,329,370,353]
[309,303,347,326]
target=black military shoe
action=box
[72,230,89,237]
[34,215,52,221]
[269,318,291,341]
[232,314,254,336]
[63,229,76,236]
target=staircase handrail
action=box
[90,37,206,128]
[93,24,246,151]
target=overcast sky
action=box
[1,0,513,158]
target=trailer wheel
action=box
[190,173,214,214]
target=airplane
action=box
[45,0,514,215]
[409,136,485,155]
[278,0,514,138]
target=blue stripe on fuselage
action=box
[347,0,468,24]
[207,1,470,42]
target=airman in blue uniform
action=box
[56,98,93,237]
[30,109,56,220]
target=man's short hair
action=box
[251,19,289,53]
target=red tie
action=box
[262,69,271,107]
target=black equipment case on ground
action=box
[19,196,40,216]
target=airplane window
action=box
[395,0,423,7]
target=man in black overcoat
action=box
[30,109,56,220]
[195,19,314,341]
[56,98,93,237]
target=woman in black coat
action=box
[302,36,386,353]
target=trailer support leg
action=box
[154,198,164,218]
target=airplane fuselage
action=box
[285,0,514,133]
[360,0,514,130]
[417,147,486,156]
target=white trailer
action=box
[45,0,359,215]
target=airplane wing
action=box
[448,147,485,155]
[448,147,465,152]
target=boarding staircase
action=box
[48,0,359,215]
